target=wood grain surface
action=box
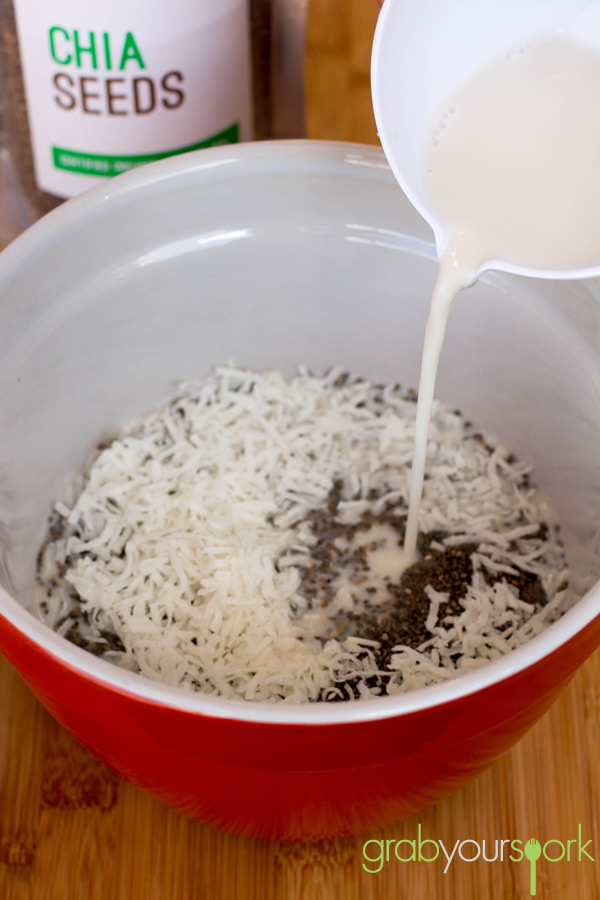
[1,3,599,898]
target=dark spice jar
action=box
[0,0,306,222]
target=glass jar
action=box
[251,0,307,140]
[0,0,307,223]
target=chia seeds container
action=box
[0,0,307,221]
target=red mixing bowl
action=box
[0,142,598,840]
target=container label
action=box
[12,0,252,197]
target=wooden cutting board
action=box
[1,3,599,897]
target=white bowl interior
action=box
[0,141,599,720]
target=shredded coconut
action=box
[34,366,571,702]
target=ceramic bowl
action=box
[0,141,599,841]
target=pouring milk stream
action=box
[372,0,600,567]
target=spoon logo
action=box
[362,823,595,895]
[524,839,542,896]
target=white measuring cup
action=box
[371,0,600,282]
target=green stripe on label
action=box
[51,123,240,177]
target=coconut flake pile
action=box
[35,366,570,702]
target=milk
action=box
[403,33,600,564]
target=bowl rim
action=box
[1,138,599,726]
